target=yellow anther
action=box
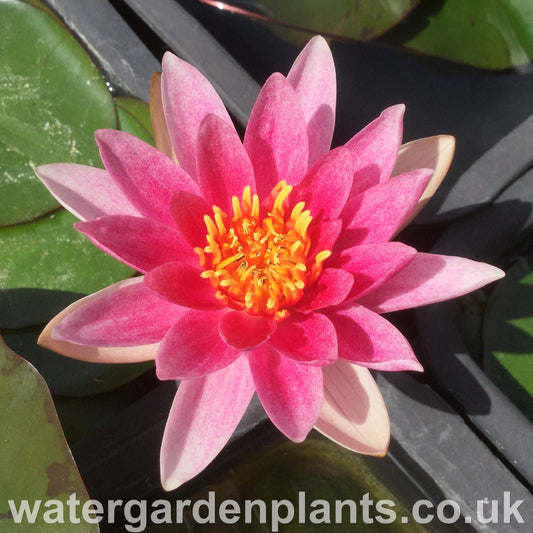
[198,181,330,318]
[291,201,306,221]
[232,196,242,219]
[315,250,332,265]
[204,215,218,238]
[251,194,260,219]
[273,184,293,215]
[242,185,252,212]
[214,212,226,234]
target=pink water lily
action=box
[36,36,503,491]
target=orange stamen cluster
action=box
[195,181,331,320]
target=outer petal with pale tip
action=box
[38,278,176,363]
[395,135,456,228]
[315,360,390,456]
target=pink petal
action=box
[394,135,456,228]
[287,35,336,164]
[292,147,353,222]
[328,242,417,301]
[161,52,233,179]
[75,215,197,273]
[270,312,337,365]
[35,163,142,221]
[346,104,405,196]
[315,360,390,455]
[249,346,323,442]
[160,357,254,491]
[219,311,277,350]
[144,262,223,310]
[243,73,309,198]
[47,277,184,349]
[328,304,422,371]
[156,309,241,380]
[95,129,199,225]
[358,252,505,313]
[296,268,353,313]
[338,168,432,248]
[170,190,211,248]
[197,114,255,213]
[38,279,161,363]
[150,72,178,162]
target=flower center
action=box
[195,181,330,320]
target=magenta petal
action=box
[338,168,432,248]
[346,104,405,196]
[244,73,309,198]
[315,360,390,455]
[292,147,353,222]
[35,163,142,221]
[156,310,241,379]
[287,35,336,164]
[329,242,417,301]
[75,215,197,273]
[51,277,184,348]
[249,346,323,442]
[358,252,505,313]
[170,190,210,248]
[328,304,422,371]
[144,262,222,310]
[95,129,199,225]
[296,268,353,312]
[160,357,254,491]
[270,312,337,365]
[219,311,276,350]
[161,52,233,179]
[197,114,255,212]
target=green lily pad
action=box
[116,96,154,145]
[0,336,99,532]
[0,209,133,329]
[242,0,419,41]
[483,257,533,420]
[2,326,154,397]
[0,0,117,226]
[401,0,533,70]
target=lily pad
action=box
[2,326,154,397]
[0,336,99,532]
[0,0,117,226]
[228,0,419,41]
[115,96,154,145]
[402,0,533,70]
[0,209,133,329]
[483,257,533,420]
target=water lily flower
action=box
[36,36,503,491]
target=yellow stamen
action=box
[196,181,330,319]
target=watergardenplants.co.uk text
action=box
[5,490,525,531]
